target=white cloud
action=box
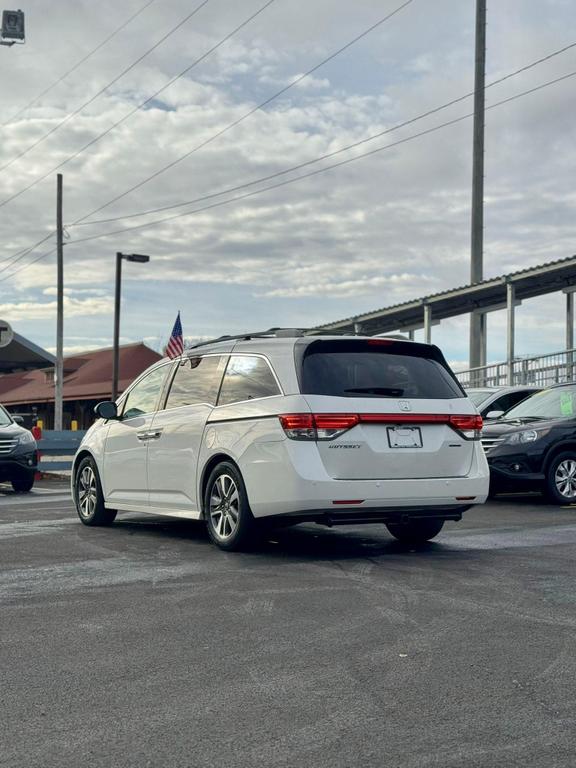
[0,0,574,362]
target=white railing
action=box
[456,349,576,388]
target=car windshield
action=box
[467,388,494,406]
[502,386,576,421]
[0,406,13,427]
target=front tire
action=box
[74,457,116,526]
[386,518,444,543]
[545,452,576,504]
[204,462,255,551]
[11,471,35,493]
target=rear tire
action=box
[74,457,116,526]
[11,472,35,493]
[386,518,444,543]
[545,452,576,505]
[204,462,255,551]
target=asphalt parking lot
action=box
[1,482,576,768]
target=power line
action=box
[4,38,575,273]
[0,0,277,211]
[0,232,56,272]
[3,66,571,287]
[71,0,415,226]
[0,0,213,177]
[73,40,576,228]
[1,0,159,126]
[4,69,576,285]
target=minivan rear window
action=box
[299,340,464,400]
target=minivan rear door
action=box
[297,339,476,481]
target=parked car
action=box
[0,403,38,492]
[482,382,576,502]
[71,331,489,550]
[466,385,540,419]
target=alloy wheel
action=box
[78,465,98,518]
[209,474,240,540]
[555,459,576,499]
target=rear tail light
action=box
[449,414,483,440]
[279,413,358,440]
[279,412,483,441]
[278,414,315,440]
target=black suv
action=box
[482,383,576,503]
[0,404,38,492]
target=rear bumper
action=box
[241,439,489,519]
[269,505,471,527]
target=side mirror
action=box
[94,401,119,420]
[486,410,504,420]
[12,415,24,424]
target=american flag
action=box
[165,312,184,359]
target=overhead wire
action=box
[71,0,415,225]
[0,0,277,210]
[0,0,213,176]
[1,67,574,285]
[0,0,413,267]
[3,38,574,273]
[72,39,576,227]
[1,0,159,126]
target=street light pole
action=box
[112,252,123,402]
[111,252,150,402]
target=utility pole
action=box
[469,0,487,373]
[54,173,64,430]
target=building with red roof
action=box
[0,342,162,429]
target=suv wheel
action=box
[204,462,255,551]
[546,452,576,504]
[386,518,444,544]
[74,457,117,526]
[11,471,35,493]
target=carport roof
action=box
[0,332,55,372]
[313,255,576,335]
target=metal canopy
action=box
[313,255,576,336]
[0,332,55,373]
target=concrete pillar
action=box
[566,291,574,381]
[408,329,415,341]
[506,282,515,384]
[423,304,432,344]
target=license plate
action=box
[387,426,422,448]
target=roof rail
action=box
[188,327,305,350]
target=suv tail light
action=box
[279,413,483,441]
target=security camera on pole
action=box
[1,9,25,46]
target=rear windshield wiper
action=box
[344,387,404,397]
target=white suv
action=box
[72,331,489,550]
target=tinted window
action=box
[493,391,532,414]
[503,386,576,421]
[300,341,463,399]
[166,355,223,409]
[122,365,170,420]
[218,355,280,405]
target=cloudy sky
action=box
[0,0,575,367]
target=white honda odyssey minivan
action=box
[72,330,489,550]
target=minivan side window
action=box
[121,365,171,420]
[218,355,280,406]
[165,355,224,409]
